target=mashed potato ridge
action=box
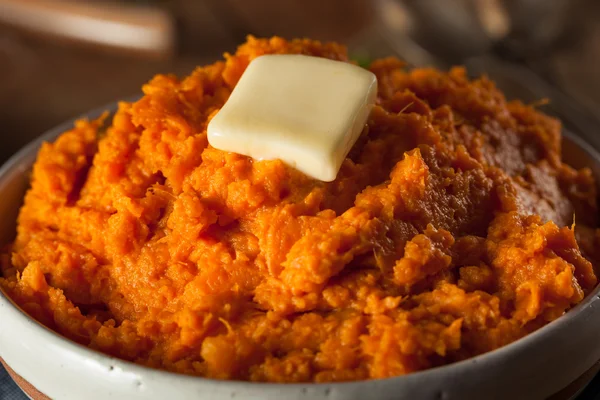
[1,36,599,382]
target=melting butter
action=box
[207,54,377,181]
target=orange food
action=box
[1,36,599,382]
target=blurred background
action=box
[0,0,599,161]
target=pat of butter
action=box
[207,54,377,182]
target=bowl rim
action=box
[1,98,600,397]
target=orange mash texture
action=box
[1,36,599,382]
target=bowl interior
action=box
[1,116,600,400]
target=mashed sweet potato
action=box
[1,36,599,382]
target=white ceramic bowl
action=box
[2,102,600,400]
